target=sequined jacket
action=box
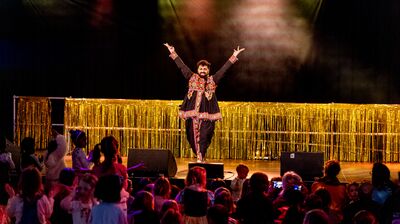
[170,52,238,121]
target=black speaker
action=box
[280,152,324,181]
[188,162,224,179]
[128,149,177,177]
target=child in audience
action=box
[346,182,359,204]
[311,160,346,218]
[61,173,98,224]
[127,190,159,224]
[175,166,214,223]
[70,129,90,171]
[90,174,127,224]
[44,129,67,187]
[207,204,230,224]
[160,208,183,224]
[153,177,171,215]
[50,168,76,224]
[230,164,249,202]
[236,172,274,224]
[126,179,135,213]
[160,199,180,217]
[303,209,330,224]
[89,144,101,168]
[92,136,130,217]
[6,167,54,223]
[20,137,43,172]
[213,187,238,224]
[0,135,15,223]
[353,210,379,224]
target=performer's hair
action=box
[197,59,211,68]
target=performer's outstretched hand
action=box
[164,43,175,54]
[233,46,245,57]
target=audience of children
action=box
[2,131,400,224]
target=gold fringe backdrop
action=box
[64,98,400,162]
[15,97,52,150]
[64,99,187,156]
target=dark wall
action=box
[1,0,400,139]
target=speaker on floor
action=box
[188,162,224,179]
[128,149,177,177]
[280,152,324,181]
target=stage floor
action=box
[66,156,400,183]
[172,158,400,183]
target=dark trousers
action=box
[185,118,216,160]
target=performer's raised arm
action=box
[233,46,245,57]
[213,46,245,84]
[164,43,193,79]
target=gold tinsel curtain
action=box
[64,99,400,162]
[64,99,186,156]
[15,97,52,151]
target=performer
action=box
[164,43,245,162]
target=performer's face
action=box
[197,65,209,77]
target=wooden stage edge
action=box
[65,156,400,183]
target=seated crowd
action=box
[0,130,399,224]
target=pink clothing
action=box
[92,162,127,180]
[92,161,128,190]
[6,195,54,224]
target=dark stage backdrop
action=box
[1,0,400,138]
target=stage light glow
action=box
[159,0,324,96]
[90,0,114,28]
[216,0,313,95]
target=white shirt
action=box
[44,135,67,181]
